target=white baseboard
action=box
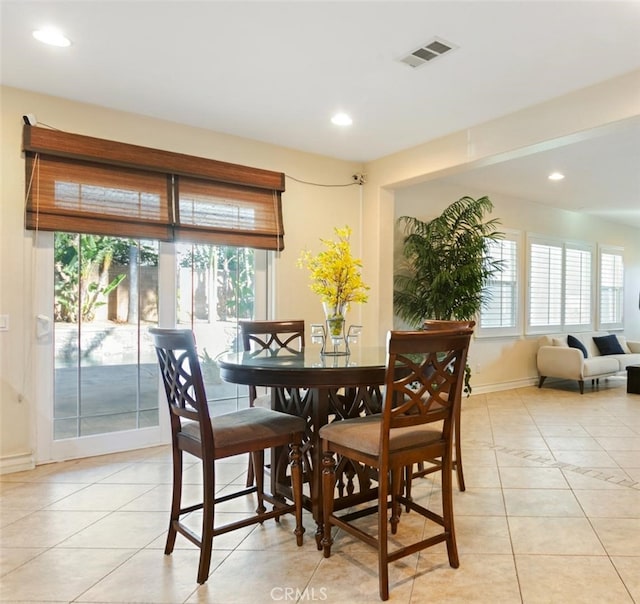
[0,451,35,475]
[470,377,538,395]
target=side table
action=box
[626,364,640,394]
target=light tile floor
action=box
[1,380,639,603]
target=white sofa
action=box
[537,331,640,394]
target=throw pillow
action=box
[567,334,588,358]
[592,334,625,356]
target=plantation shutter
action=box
[23,125,285,250]
[479,237,518,332]
[564,245,591,327]
[599,249,624,328]
[528,241,563,329]
[528,237,594,332]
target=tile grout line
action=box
[468,439,640,490]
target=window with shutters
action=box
[478,233,520,337]
[527,236,593,333]
[598,247,624,329]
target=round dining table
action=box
[217,345,388,546]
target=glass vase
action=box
[322,302,348,355]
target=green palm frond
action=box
[394,195,504,325]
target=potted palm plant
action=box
[393,195,504,392]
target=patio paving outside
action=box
[52,321,247,439]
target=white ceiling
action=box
[1,1,640,227]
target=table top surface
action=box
[217,345,388,388]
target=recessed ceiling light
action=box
[32,28,71,47]
[331,113,352,126]
[548,172,565,181]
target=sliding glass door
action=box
[52,234,160,441]
[175,242,262,415]
[35,233,266,462]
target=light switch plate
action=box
[0,315,8,331]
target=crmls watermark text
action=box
[270,587,328,601]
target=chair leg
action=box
[390,467,402,535]
[579,380,584,394]
[404,464,413,512]
[289,442,305,546]
[321,451,336,557]
[378,464,390,601]
[197,457,215,584]
[246,394,257,487]
[441,449,459,570]
[454,414,466,492]
[538,375,546,388]
[165,445,182,555]
[245,454,255,487]
[252,450,266,516]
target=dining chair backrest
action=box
[239,320,305,353]
[402,320,476,494]
[150,328,213,455]
[381,327,474,444]
[421,319,475,393]
[238,320,305,487]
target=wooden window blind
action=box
[175,177,283,249]
[23,125,285,250]
[25,154,173,240]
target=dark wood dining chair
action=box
[320,326,473,601]
[404,319,475,498]
[150,328,305,584]
[239,319,305,486]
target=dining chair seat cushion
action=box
[319,415,442,456]
[182,407,306,450]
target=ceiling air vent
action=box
[399,37,457,68]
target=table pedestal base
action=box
[271,384,383,546]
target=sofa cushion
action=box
[593,334,625,356]
[607,353,640,371]
[582,356,620,377]
[567,335,588,358]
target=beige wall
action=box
[2,69,639,469]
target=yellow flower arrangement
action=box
[298,226,369,333]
